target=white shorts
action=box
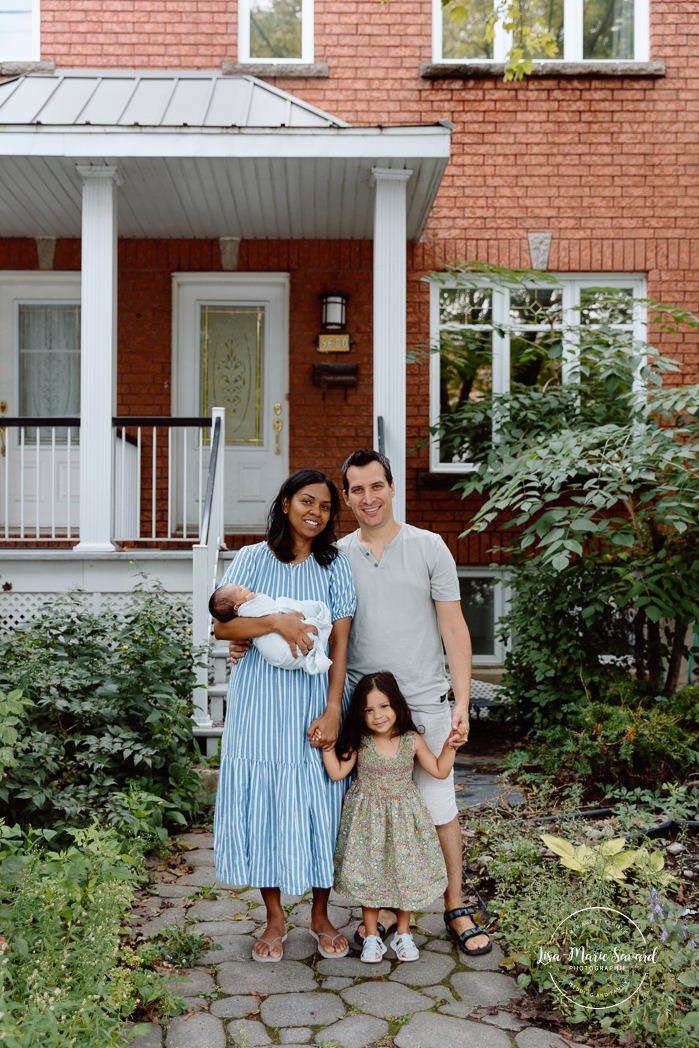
[411,702,458,826]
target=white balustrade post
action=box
[372,167,412,524]
[211,406,226,550]
[191,542,213,729]
[74,165,122,552]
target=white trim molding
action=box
[372,168,413,523]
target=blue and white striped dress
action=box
[213,542,356,895]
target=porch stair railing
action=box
[190,407,226,752]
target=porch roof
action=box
[0,70,451,241]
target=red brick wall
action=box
[14,0,699,557]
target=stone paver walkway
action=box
[124,832,593,1048]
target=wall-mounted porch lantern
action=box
[313,290,357,397]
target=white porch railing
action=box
[0,414,225,546]
[0,417,80,540]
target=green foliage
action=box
[429,262,699,702]
[441,0,559,79]
[500,682,699,788]
[134,918,217,969]
[0,821,186,1048]
[464,798,698,1045]
[0,689,33,773]
[0,586,203,839]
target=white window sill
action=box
[420,60,665,79]
[221,61,329,78]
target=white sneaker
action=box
[360,934,387,963]
[391,932,420,961]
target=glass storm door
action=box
[174,275,289,533]
[0,276,81,535]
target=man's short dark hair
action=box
[340,449,393,492]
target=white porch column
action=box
[372,167,412,524]
[75,165,122,552]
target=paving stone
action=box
[260,992,345,1028]
[209,995,261,1019]
[182,850,216,867]
[195,919,256,938]
[416,912,447,936]
[279,1027,312,1043]
[122,1023,163,1047]
[393,1011,512,1048]
[176,833,214,850]
[282,926,317,960]
[151,884,196,900]
[315,1014,389,1048]
[388,950,455,986]
[480,1010,527,1031]
[133,909,188,934]
[166,968,216,997]
[421,984,456,1003]
[177,869,229,889]
[447,971,523,1013]
[285,903,349,931]
[217,958,317,994]
[318,975,352,990]
[198,938,249,963]
[316,955,391,978]
[189,898,248,921]
[238,888,264,905]
[226,1018,272,1046]
[515,1029,590,1048]
[328,890,356,907]
[423,938,453,954]
[340,982,433,1019]
[164,1011,226,1048]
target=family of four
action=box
[210,449,491,964]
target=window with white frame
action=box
[0,0,40,62]
[458,570,508,664]
[433,0,649,63]
[239,0,313,62]
[429,274,647,472]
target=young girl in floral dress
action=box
[322,671,458,962]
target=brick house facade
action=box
[1,1,697,662]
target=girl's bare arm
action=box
[413,732,458,780]
[322,746,358,781]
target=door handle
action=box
[273,402,283,455]
[0,401,6,458]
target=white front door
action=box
[0,274,81,535]
[173,274,289,533]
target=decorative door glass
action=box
[18,303,81,442]
[199,304,264,446]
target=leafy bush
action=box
[501,681,699,788]
[464,798,699,1046]
[0,586,203,837]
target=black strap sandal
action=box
[444,906,493,956]
[353,907,398,947]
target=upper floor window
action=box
[429,273,647,472]
[433,0,649,63]
[239,0,313,63]
[0,0,40,61]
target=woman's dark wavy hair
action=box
[335,671,420,760]
[266,468,340,566]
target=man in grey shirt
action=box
[336,448,491,956]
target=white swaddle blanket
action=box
[238,594,332,674]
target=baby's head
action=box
[209,583,248,623]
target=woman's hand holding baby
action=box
[272,611,318,658]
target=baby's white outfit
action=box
[237,594,332,674]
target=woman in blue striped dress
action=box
[212,469,356,962]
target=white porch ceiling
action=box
[0,71,451,241]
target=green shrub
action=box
[464,799,698,1046]
[0,586,203,838]
[502,682,699,788]
[0,823,155,1047]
